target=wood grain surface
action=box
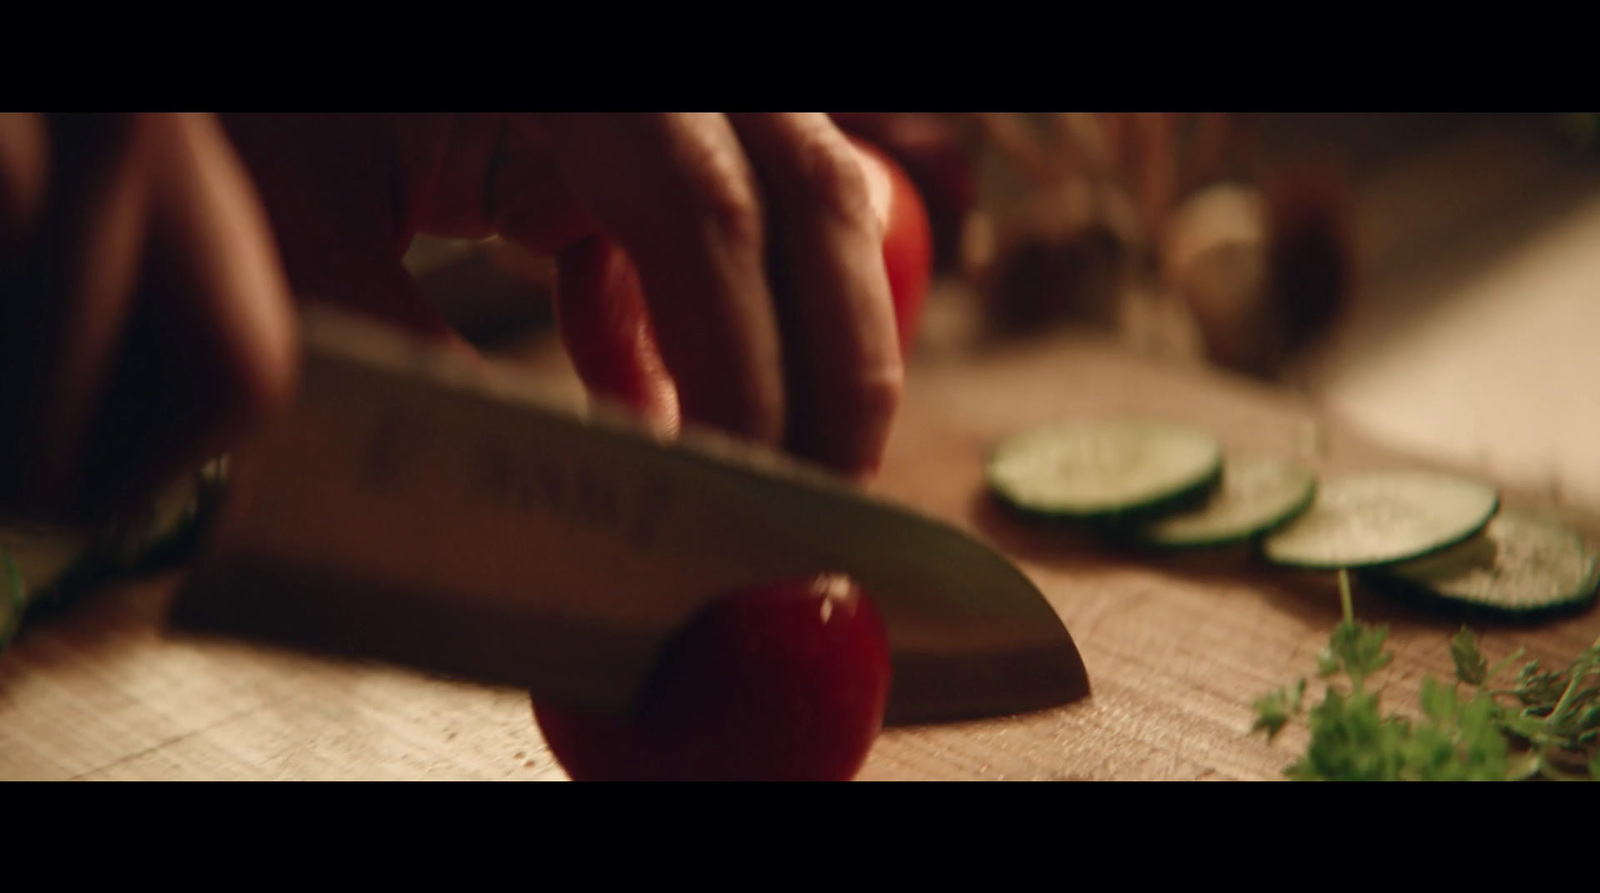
[2,320,1595,781]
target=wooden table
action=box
[3,323,1595,781]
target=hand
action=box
[0,113,297,523]
[0,113,904,522]
[226,112,903,476]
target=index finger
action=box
[524,113,786,449]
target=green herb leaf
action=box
[1253,678,1305,740]
[1451,627,1487,686]
[1315,647,1339,678]
[1325,619,1392,688]
[1500,709,1551,741]
[1515,661,1567,708]
[1419,676,1456,724]
[1579,706,1600,736]
[1253,606,1600,780]
[1290,687,1405,781]
[1452,691,1512,780]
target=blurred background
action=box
[1258,113,1600,512]
[404,113,1600,513]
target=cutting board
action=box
[2,325,1595,781]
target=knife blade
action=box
[170,305,1089,726]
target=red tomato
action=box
[848,136,935,354]
[533,574,891,781]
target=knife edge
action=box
[172,305,1091,724]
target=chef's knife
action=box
[170,305,1090,726]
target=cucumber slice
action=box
[987,420,1223,521]
[1261,470,1499,570]
[1133,455,1317,548]
[1369,507,1600,616]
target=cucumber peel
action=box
[1261,470,1499,570]
[987,420,1223,522]
[1368,507,1600,616]
[1132,455,1316,548]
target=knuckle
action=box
[843,354,904,431]
[692,173,764,250]
[788,134,876,230]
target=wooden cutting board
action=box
[2,326,1595,781]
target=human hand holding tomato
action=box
[226,114,929,783]
[0,112,914,526]
[225,112,909,481]
[554,132,934,438]
[229,116,926,781]
[0,112,929,779]
[534,133,933,782]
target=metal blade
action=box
[171,306,1089,725]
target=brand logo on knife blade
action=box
[464,436,678,552]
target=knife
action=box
[170,305,1090,726]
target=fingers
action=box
[725,113,903,478]
[525,113,786,449]
[522,113,900,479]
[0,114,297,523]
[77,114,299,512]
[0,113,47,255]
[0,114,158,518]
[219,113,459,341]
[554,235,680,431]
[482,121,601,256]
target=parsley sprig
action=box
[1253,570,1600,780]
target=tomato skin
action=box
[848,137,934,354]
[533,575,891,781]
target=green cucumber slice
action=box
[1368,507,1600,616]
[1133,455,1317,548]
[1261,470,1499,570]
[987,420,1223,521]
